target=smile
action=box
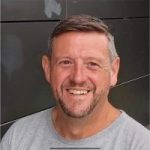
[67,89,90,95]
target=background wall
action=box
[1,0,149,137]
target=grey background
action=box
[1,0,149,137]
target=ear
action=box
[110,57,120,87]
[42,55,51,84]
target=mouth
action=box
[66,89,91,95]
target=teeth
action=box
[68,89,89,95]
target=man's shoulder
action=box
[1,108,54,149]
[122,112,149,134]
[12,108,52,128]
[3,108,52,139]
[120,112,150,148]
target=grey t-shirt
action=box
[1,108,150,150]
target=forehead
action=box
[52,32,109,58]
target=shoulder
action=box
[122,112,149,134]
[120,112,150,149]
[10,108,51,131]
[1,108,52,149]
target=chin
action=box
[61,104,96,118]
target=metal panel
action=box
[2,0,66,21]
[105,18,149,84]
[2,0,149,22]
[67,0,149,18]
[110,76,149,127]
[1,22,57,124]
[1,123,13,138]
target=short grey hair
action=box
[48,14,118,62]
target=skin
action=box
[42,31,120,140]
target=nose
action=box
[70,63,86,84]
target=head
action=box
[42,14,120,118]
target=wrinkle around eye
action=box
[86,63,100,71]
[86,61,110,71]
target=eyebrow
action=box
[85,56,106,63]
[55,56,102,61]
[53,55,108,65]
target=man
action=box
[1,15,149,150]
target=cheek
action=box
[89,72,111,89]
[50,69,70,91]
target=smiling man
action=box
[1,15,150,150]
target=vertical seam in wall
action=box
[65,0,68,18]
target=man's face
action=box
[42,32,119,118]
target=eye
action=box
[61,60,71,64]
[87,62,100,70]
[58,59,72,67]
[89,62,98,66]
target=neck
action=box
[52,101,120,140]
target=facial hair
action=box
[53,78,109,118]
[57,93,99,118]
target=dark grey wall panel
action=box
[105,18,149,84]
[2,22,57,124]
[109,76,149,127]
[2,0,66,21]
[2,0,149,21]
[1,123,13,138]
[67,0,149,19]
